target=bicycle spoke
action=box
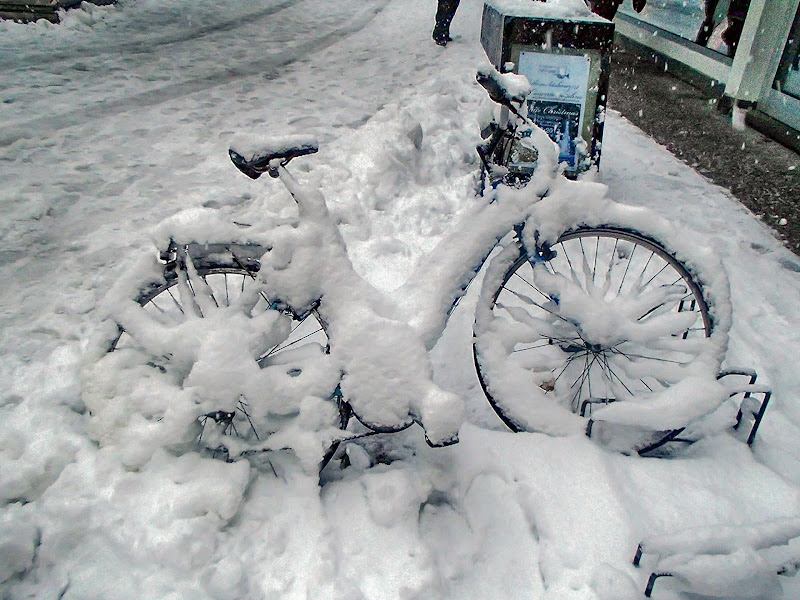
[165,287,186,315]
[512,336,581,352]
[258,320,324,362]
[603,236,620,295]
[593,236,600,285]
[558,242,583,288]
[637,295,686,322]
[599,352,613,400]
[642,261,670,288]
[610,347,687,365]
[606,351,654,394]
[577,237,597,289]
[147,295,168,314]
[632,250,656,294]
[615,243,637,297]
[200,276,221,309]
[177,268,203,318]
[601,351,649,396]
[553,351,587,386]
[633,284,693,320]
[587,353,594,399]
[603,356,636,397]
[238,396,260,440]
[609,357,654,392]
[570,353,597,410]
[498,288,572,324]
[512,270,551,301]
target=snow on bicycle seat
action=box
[229,135,318,179]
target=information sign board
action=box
[518,51,591,167]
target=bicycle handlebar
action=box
[475,67,530,120]
[229,137,319,179]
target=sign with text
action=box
[518,51,591,167]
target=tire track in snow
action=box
[0,0,390,147]
[0,0,301,71]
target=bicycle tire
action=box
[473,226,728,453]
[86,243,345,469]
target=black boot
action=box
[433,0,460,46]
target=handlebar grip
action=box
[229,137,320,179]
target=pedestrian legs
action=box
[433,0,460,46]
[696,0,719,46]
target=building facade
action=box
[615,0,800,150]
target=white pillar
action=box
[725,0,800,104]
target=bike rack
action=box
[583,368,772,456]
[627,368,783,600]
[631,544,676,598]
[632,518,800,598]
[717,368,772,446]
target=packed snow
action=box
[2,0,800,599]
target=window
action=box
[774,4,800,100]
[618,0,751,57]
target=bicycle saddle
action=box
[229,136,319,179]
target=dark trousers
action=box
[696,0,750,56]
[589,0,623,21]
[433,0,460,42]
[589,0,645,21]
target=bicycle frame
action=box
[266,69,563,351]
[240,78,566,446]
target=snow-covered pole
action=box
[272,162,330,223]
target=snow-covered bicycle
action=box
[83,67,743,471]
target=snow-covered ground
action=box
[2,0,800,598]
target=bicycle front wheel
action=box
[473,226,726,450]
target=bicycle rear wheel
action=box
[85,243,344,469]
[473,226,726,452]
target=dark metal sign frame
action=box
[481,3,615,176]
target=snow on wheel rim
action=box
[473,226,730,451]
[82,247,342,471]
